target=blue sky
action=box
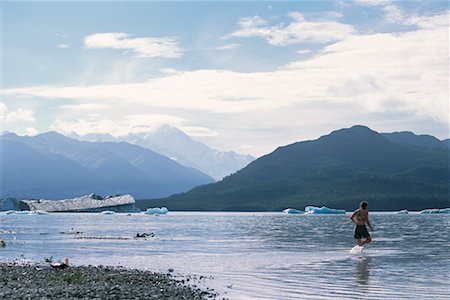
[1,1,449,156]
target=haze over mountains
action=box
[76,125,254,181]
[145,126,450,211]
[0,132,214,199]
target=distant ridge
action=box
[144,125,450,211]
[0,132,214,199]
[382,131,447,149]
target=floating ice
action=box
[420,208,450,214]
[397,210,408,214]
[101,211,116,215]
[20,194,139,213]
[4,210,49,215]
[145,207,169,215]
[304,206,346,214]
[283,208,303,214]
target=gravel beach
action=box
[0,262,218,299]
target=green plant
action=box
[62,271,83,284]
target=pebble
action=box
[0,263,216,299]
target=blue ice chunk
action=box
[101,211,116,215]
[420,208,450,214]
[397,210,409,214]
[283,208,303,214]
[304,206,346,214]
[145,207,169,215]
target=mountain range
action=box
[141,126,450,211]
[0,132,214,199]
[76,125,254,181]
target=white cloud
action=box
[5,11,449,155]
[59,103,110,111]
[51,114,186,137]
[216,43,241,50]
[0,103,36,123]
[180,126,219,137]
[57,44,69,49]
[26,127,38,136]
[227,12,356,45]
[354,0,392,6]
[354,0,406,24]
[297,49,312,54]
[84,32,183,58]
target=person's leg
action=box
[362,236,371,245]
[354,226,363,245]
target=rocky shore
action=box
[0,262,218,299]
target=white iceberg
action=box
[4,210,49,215]
[145,207,169,215]
[283,208,303,214]
[101,211,116,215]
[304,206,346,214]
[15,211,31,215]
[420,208,450,214]
[20,194,139,213]
[397,210,409,215]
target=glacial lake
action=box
[1,212,449,299]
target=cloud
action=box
[354,0,406,24]
[84,32,183,58]
[26,127,38,136]
[226,12,356,45]
[51,114,186,137]
[59,103,110,111]
[57,44,69,49]
[297,49,312,54]
[0,103,36,123]
[180,126,219,137]
[216,43,241,50]
[5,11,449,138]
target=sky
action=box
[1,0,449,157]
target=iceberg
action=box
[420,208,450,214]
[4,210,49,215]
[20,194,139,213]
[101,211,116,215]
[397,210,409,215]
[283,208,303,214]
[304,206,346,214]
[144,207,169,215]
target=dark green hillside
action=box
[139,126,450,211]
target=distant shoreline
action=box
[0,261,217,299]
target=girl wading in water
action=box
[350,201,374,246]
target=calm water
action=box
[0,212,449,299]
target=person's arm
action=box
[350,210,358,224]
[365,212,374,230]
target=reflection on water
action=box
[0,212,449,299]
[355,256,370,285]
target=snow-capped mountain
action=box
[0,132,214,199]
[80,125,255,180]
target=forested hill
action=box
[141,125,450,211]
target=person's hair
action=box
[360,201,368,209]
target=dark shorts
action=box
[354,225,370,239]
